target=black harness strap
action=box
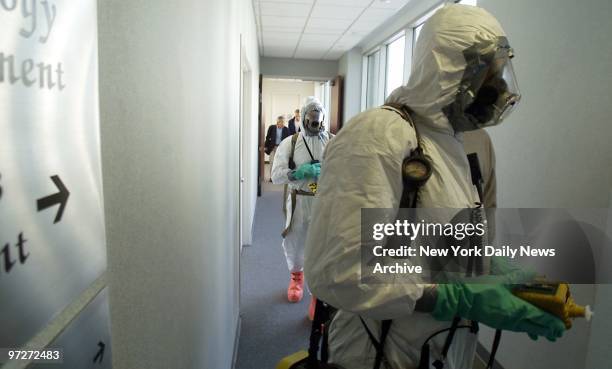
[302,135,316,162]
[288,133,299,170]
[308,299,331,366]
[359,318,392,369]
[486,330,503,369]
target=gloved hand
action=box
[432,283,566,341]
[292,163,321,180]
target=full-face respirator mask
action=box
[302,108,325,136]
[443,36,521,132]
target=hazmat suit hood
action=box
[387,5,515,134]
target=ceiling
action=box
[253,0,413,60]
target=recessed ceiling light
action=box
[379,0,392,3]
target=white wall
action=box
[480,0,612,209]
[338,47,363,124]
[97,0,259,368]
[476,1,612,368]
[586,285,612,369]
[260,57,338,80]
[339,0,612,368]
[262,79,316,127]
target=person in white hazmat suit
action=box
[272,98,332,307]
[304,5,565,369]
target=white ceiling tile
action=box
[370,0,411,10]
[332,42,357,51]
[262,0,314,3]
[333,44,357,52]
[266,40,299,49]
[262,26,303,34]
[265,44,295,52]
[253,0,409,60]
[336,34,363,46]
[303,27,344,35]
[310,5,364,20]
[306,17,353,30]
[261,15,306,28]
[359,7,397,22]
[259,2,312,17]
[263,31,301,41]
[299,44,336,54]
[265,46,296,58]
[299,33,339,44]
[348,18,381,33]
[339,30,368,41]
[316,0,371,6]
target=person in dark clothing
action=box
[265,115,290,181]
[287,108,301,135]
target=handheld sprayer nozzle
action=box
[584,305,593,322]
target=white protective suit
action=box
[305,5,510,369]
[272,130,332,272]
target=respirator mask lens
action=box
[494,58,521,123]
[468,49,521,127]
[304,110,324,134]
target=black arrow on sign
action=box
[36,175,69,224]
[93,341,105,364]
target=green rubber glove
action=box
[432,283,566,342]
[293,163,320,180]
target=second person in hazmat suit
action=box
[272,98,332,314]
[304,5,565,369]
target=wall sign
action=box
[0,0,107,348]
[33,289,113,369]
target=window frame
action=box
[362,46,387,110]
[383,30,407,99]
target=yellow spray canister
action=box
[513,281,593,329]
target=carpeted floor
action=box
[235,179,312,369]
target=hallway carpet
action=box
[235,184,312,369]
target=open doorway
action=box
[259,77,332,193]
[240,48,253,250]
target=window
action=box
[365,50,382,109]
[313,81,332,132]
[361,0,477,111]
[363,32,404,109]
[385,35,406,98]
